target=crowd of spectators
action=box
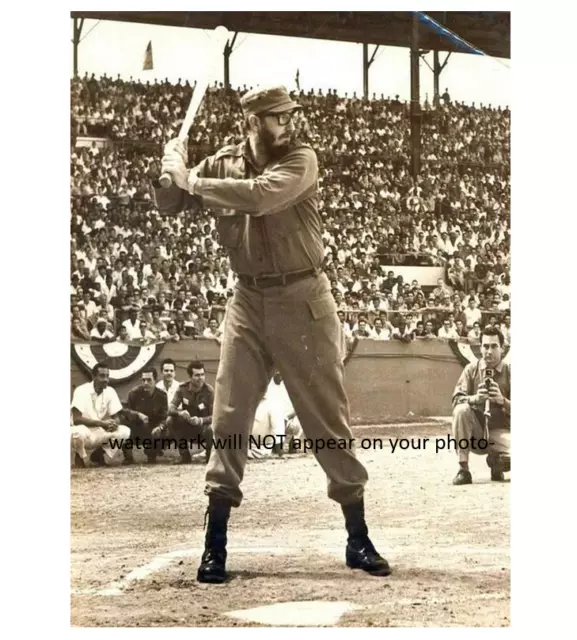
[70,74,510,348]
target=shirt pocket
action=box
[217,215,244,249]
[267,211,302,242]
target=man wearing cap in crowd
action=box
[90,317,115,342]
[155,85,391,584]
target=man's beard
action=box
[261,127,294,161]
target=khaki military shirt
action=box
[452,358,511,429]
[154,140,324,277]
[169,381,215,426]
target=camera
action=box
[484,369,494,390]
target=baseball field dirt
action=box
[70,424,510,627]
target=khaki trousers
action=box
[452,403,510,463]
[70,425,130,464]
[205,272,368,507]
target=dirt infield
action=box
[70,424,510,627]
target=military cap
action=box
[240,85,302,117]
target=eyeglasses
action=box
[261,111,296,126]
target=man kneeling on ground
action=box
[122,366,168,464]
[451,326,511,485]
[70,361,130,467]
[165,360,214,464]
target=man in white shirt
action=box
[249,372,294,458]
[81,293,98,321]
[156,358,181,407]
[70,362,130,467]
[462,298,483,330]
[203,318,223,345]
[467,322,483,345]
[122,308,141,340]
[368,294,387,313]
[372,317,393,340]
[89,317,115,342]
[437,319,460,340]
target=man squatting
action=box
[451,325,511,485]
[155,85,391,583]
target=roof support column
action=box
[362,43,380,99]
[410,12,421,178]
[72,17,84,77]
[223,31,238,92]
[433,50,451,105]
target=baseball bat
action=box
[159,26,230,189]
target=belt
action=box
[237,268,317,289]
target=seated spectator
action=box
[202,317,223,344]
[116,326,130,342]
[165,320,181,342]
[92,293,115,325]
[467,322,483,345]
[71,304,89,334]
[372,317,392,340]
[149,309,168,339]
[462,298,482,330]
[71,316,91,342]
[352,318,374,339]
[70,362,130,467]
[499,315,511,347]
[337,310,353,339]
[420,320,437,339]
[90,317,115,343]
[392,319,413,343]
[437,319,460,341]
[122,308,141,340]
[432,278,451,300]
[138,320,157,344]
[80,292,98,321]
[455,319,468,339]
[412,321,426,338]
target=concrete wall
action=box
[71,339,463,421]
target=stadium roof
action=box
[71,11,510,60]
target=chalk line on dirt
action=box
[71,543,508,597]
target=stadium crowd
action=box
[71,74,510,348]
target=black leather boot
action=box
[342,499,391,576]
[197,498,231,584]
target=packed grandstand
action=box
[70,75,510,348]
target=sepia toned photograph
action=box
[69,10,511,627]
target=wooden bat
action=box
[159,26,230,188]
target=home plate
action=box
[224,600,362,626]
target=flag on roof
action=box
[143,41,153,70]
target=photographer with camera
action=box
[450,326,511,485]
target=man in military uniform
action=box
[166,360,214,464]
[156,85,390,583]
